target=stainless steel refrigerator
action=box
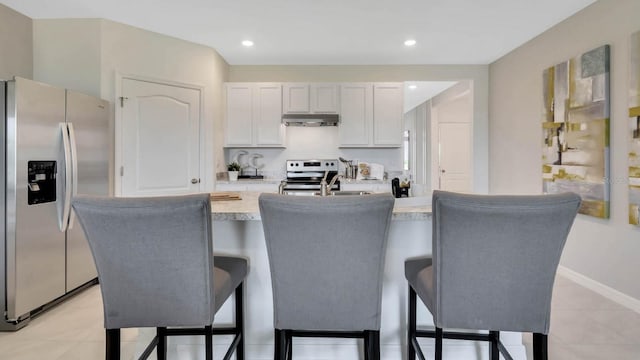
[1,77,110,330]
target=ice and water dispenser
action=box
[27,161,57,205]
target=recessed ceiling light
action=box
[404,39,417,47]
[242,40,254,47]
[408,85,418,90]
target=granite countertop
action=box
[211,192,431,221]
[216,178,391,185]
[216,178,283,185]
[340,178,390,184]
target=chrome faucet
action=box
[278,180,287,195]
[328,174,343,190]
[320,171,329,196]
[320,173,343,196]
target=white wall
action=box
[228,65,489,191]
[32,19,230,192]
[99,20,229,191]
[489,0,640,300]
[33,19,101,97]
[0,4,32,80]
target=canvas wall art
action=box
[630,32,640,225]
[542,45,610,218]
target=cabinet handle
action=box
[191,178,200,184]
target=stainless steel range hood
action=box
[282,114,339,127]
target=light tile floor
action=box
[1,275,639,359]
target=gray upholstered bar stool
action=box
[405,190,580,360]
[72,193,247,360]
[259,193,395,360]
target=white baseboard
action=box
[557,265,640,314]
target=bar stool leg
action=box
[105,328,121,360]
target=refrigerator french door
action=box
[1,77,109,329]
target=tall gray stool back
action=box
[405,191,580,360]
[72,194,247,360]
[259,193,395,360]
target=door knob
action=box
[191,178,200,184]
[441,169,446,173]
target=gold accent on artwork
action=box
[542,45,610,219]
[543,68,555,122]
[568,59,576,106]
[630,106,640,117]
[542,122,562,129]
[630,166,640,178]
[630,204,639,225]
[579,200,608,218]
[553,168,585,181]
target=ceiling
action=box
[1,0,596,65]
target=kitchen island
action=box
[137,192,524,360]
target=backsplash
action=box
[222,127,403,179]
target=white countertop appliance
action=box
[282,159,341,195]
[0,77,109,330]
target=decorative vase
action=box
[228,171,239,181]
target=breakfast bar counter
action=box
[138,192,524,360]
[211,191,433,221]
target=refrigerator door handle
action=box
[67,122,79,229]
[58,123,72,232]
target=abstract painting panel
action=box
[542,45,610,218]
[630,32,640,225]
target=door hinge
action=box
[120,166,124,176]
[119,96,128,108]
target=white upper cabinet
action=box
[339,82,403,147]
[282,83,309,113]
[254,84,284,146]
[339,83,373,146]
[225,83,284,147]
[225,83,253,146]
[310,84,339,113]
[373,83,403,146]
[283,83,339,114]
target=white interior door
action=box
[120,78,201,196]
[432,89,473,192]
[438,122,471,192]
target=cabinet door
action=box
[373,83,403,146]
[283,83,310,113]
[254,83,284,146]
[339,83,372,146]
[311,84,339,113]
[225,83,253,146]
